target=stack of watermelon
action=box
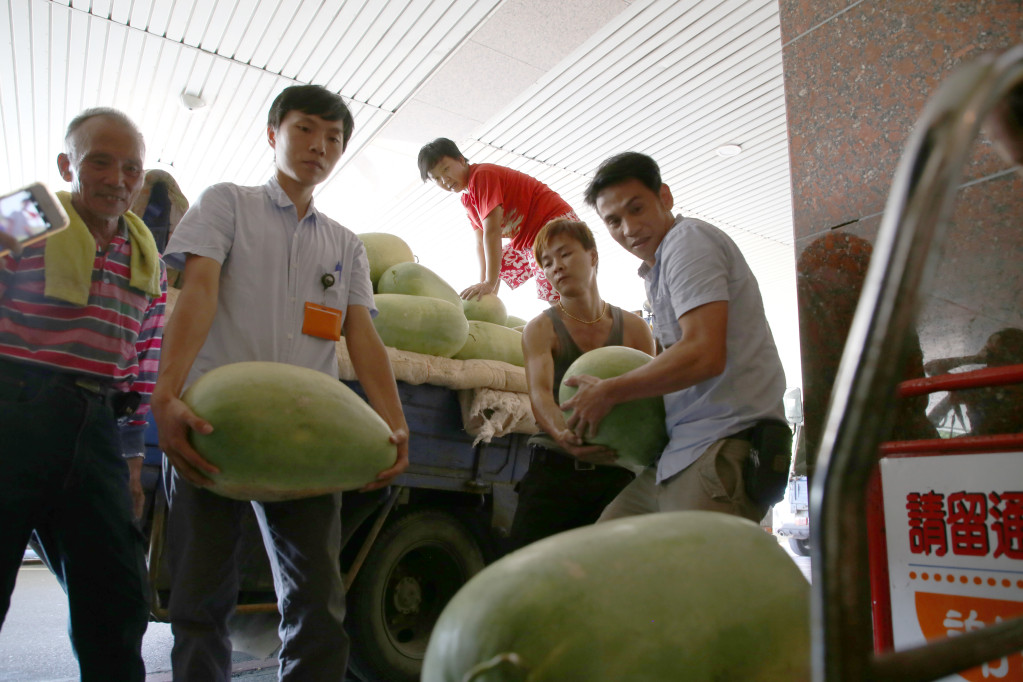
[358,232,525,366]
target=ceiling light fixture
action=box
[180,92,207,111]
[715,143,742,157]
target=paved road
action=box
[779,535,813,582]
[0,562,275,681]
[1,539,812,681]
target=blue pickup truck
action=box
[140,379,532,682]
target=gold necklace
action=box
[559,300,607,325]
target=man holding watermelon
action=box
[562,152,788,524]
[510,218,655,549]
[417,137,578,302]
[152,85,409,681]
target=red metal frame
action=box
[867,363,1023,655]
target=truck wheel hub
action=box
[393,576,422,614]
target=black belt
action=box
[529,444,608,471]
[0,357,140,419]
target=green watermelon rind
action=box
[377,261,462,309]
[182,361,397,501]
[558,345,668,468]
[421,511,811,682]
[358,232,415,287]
[372,293,470,358]
[453,320,524,366]
[462,294,508,326]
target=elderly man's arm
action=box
[116,264,168,518]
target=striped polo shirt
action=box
[0,220,167,433]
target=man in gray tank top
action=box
[509,219,656,549]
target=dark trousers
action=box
[164,467,349,682]
[0,361,149,682]
[508,445,636,550]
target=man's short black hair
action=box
[267,85,355,150]
[584,152,663,207]
[418,138,466,182]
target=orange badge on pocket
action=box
[302,302,343,341]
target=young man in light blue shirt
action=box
[563,152,786,523]
[153,85,409,682]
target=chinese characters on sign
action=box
[908,490,1023,560]
[881,453,1023,682]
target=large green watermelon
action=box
[372,293,469,358]
[453,320,524,366]
[559,346,668,468]
[358,232,415,287]
[462,293,507,325]
[421,511,810,682]
[181,362,397,501]
[377,262,462,309]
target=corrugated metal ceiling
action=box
[1,0,801,381]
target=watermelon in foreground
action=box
[559,345,668,468]
[421,511,810,682]
[182,361,397,501]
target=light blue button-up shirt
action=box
[164,177,376,388]
[641,215,786,483]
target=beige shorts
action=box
[597,436,766,524]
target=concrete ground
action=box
[4,540,810,681]
[0,557,281,682]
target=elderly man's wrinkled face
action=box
[58,115,146,225]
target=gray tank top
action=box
[528,304,625,451]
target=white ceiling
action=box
[1,0,802,385]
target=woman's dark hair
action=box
[584,152,663,207]
[417,138,466,181]
[267,85,354,150]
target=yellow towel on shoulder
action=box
[44,191,162,305]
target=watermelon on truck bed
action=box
[372,293,469,358]
[453,320,524,367]
[358,232,415,288]
[462,293,507,326]
[377,261,462,309]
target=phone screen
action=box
[0,190,53,242]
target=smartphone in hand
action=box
[0,183,70,257]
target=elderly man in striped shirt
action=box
[0,108,165,681]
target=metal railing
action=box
[810,44,1023,682]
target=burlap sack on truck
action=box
[334,342,536,442]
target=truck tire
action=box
[347,509,485,682]
[789,537,811,556]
